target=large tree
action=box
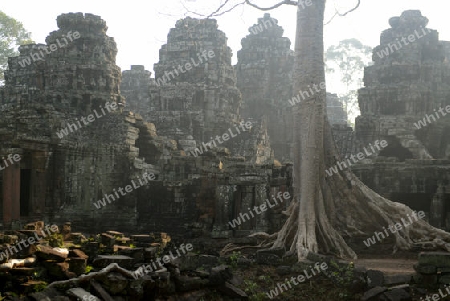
[325,38,372,126]
[0,11,33,84]
[208,0,450,260]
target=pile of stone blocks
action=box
[414,252,450,287]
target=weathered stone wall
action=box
[235,14,295,161]
[149,17,241,143]
[352,10,450,230]
[235,14,349,161]
[0,13,166,232]
[356,10,449,160]
[119,17,290,237]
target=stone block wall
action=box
[356,10,450,160]
[0,13,171,233]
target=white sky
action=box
[2,0,449,76]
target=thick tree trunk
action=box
[266,0,450,260]
[222,0,450,260]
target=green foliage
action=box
[32,268,45,280]
[49,233,64,248]
[85,265,94,274]
[0,11,33,83]
[129,243,136,248]
[257,275,271,284]
[243,280,267,301]
[229,251,241,268]
[249,292,267,301]
[243,280,258,294]
[33,282,48,292]
[326,260,355,299]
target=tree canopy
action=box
[325,38,372,126]
[0,11,33,83]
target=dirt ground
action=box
[355,258,416,275]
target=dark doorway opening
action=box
[378,138,414,162]
[20,169,31,216]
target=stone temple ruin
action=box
[0,10,449,240]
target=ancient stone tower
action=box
[357,10,446,160]
[0,13,160,231]
[149,17,241,144]
[236,14,294,161]
[235,14,349,161]
[353,10,450,229]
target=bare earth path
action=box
[355,258,416,275]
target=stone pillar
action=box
[254,184,270,232]
[430,185,445,228]
[211,185,233,238]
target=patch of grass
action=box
[229,251,241,268]
[33,282,48,292]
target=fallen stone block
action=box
[10,267,35,276]
[131,235,155,244]
[209,265,233,286]
[367,270,384,288]
[418,252,450,268]
[217,282,248,299]
[93,255,134,270]
[90,279,115,301]
[384,274,413,285]
[256,248,283,265]
[381,287,411,301]
[175,275,209,292]
[414,263,437,274]
[361,286,387,301]
[70,232,87,244]
[118,247,144,262]
[35,245,68,262]
[106,230,124,238]
[42,261,74,279]
[101,233,116,247]
[69,248,89,259]
[99,272,129,294]
[67,288,100,301]
[69,257,87,276]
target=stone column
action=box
[211,185,233,238]
[254,184,270,232]
[430,184,445,228]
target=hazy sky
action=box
[2,0,448,76]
